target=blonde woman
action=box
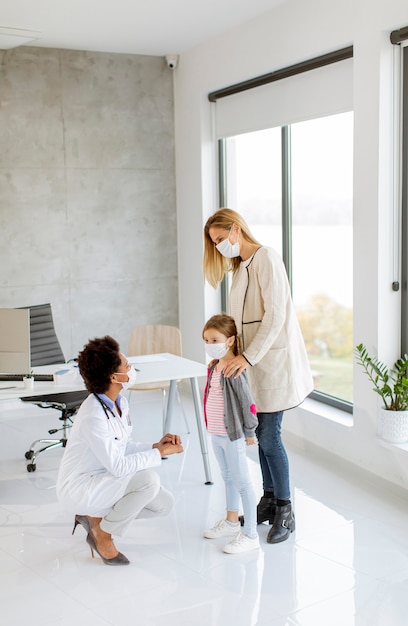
[203,208,313,544]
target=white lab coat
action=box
[56,393,161,517]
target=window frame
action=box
[218,122,353,414]
[212,47,354,414]
[401,44,408,353]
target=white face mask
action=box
[216,229,240,258]
[115,366,137,390]
[205,342,229,360]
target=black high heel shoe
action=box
[86,531,130,566]
[72,514,91,535]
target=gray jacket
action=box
[204,363,258,442]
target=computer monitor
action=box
[0,308,31,372]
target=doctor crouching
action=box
[56,335,183,566]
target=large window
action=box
[224,128,282,254]
[220,111,354,409]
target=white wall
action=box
[174,0,408,493]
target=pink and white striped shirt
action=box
[205,369,227,435]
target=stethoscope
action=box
[94,393,131,440]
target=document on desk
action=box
[128,355,168,364]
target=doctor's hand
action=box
[153,433,184,457]
[222,354,249,379]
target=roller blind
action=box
[213,52,353,139]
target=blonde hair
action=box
[203,208,260,288]
[202,313,241,356]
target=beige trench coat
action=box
[230,246,314,413]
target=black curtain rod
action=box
[390,26,408,45]
[208,45,353,103]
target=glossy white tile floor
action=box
[1,387,408,626]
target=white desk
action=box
[128,353,211,483]
[0,372,84,400]
[0,353,212,484]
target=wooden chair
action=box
[127,325,190,432]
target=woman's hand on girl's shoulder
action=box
[222,355,249,379]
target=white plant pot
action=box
[23,377,34,390]
[378,407,408,443]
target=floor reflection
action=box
[0,391,408,625]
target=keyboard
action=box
[0,373,55,382]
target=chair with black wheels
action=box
[17,303,85,471]
[21,390,88,472]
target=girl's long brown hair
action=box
[202,313,241,356]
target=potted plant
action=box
[354,343,408,443]
[23,369,35,390]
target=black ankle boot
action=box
[238,496,276,527]
[257,496,276,524]
[267,503,295,543]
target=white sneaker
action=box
[223,532,260,554]
[203,519,240,539]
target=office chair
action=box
[19,303,65,366]
[127,325,190,433]
[22,390,88,472]
[18,303,78,471]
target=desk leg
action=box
[163,380,177,433]
[190,376,213,485]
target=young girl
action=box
[202,313,259,554]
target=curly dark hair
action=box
[77,336,122,394]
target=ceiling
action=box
[0,0,284,56]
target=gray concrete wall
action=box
[0,46,178,361]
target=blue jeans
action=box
[256,411,290,501]
[211,434,258,538]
